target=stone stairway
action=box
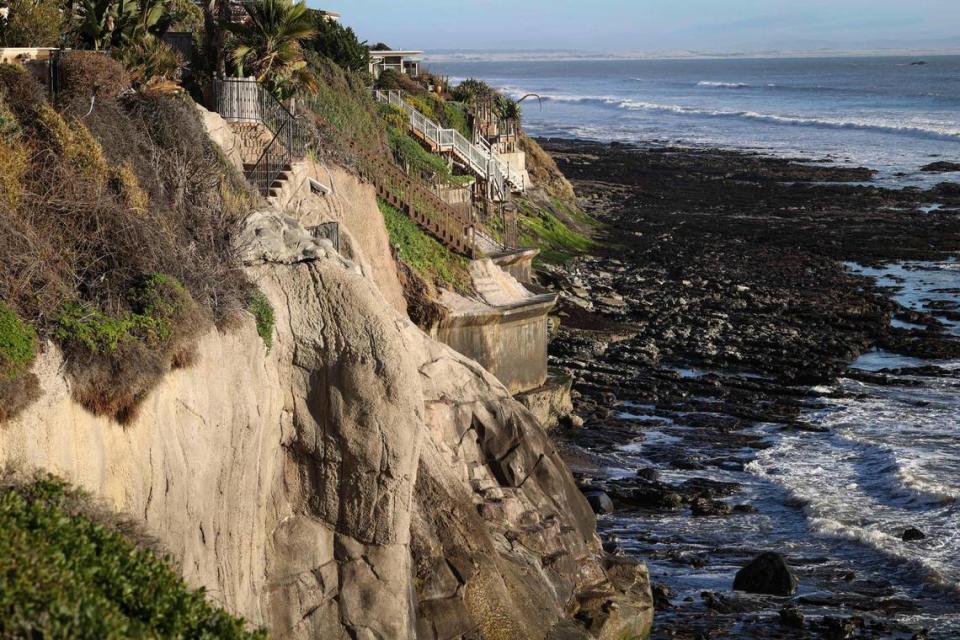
[215,78,307,197]
[372,90,526,199]
[216,79,527,259]
[242,161,296,206]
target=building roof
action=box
[370,50,424,59]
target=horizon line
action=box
[424,47,960,63]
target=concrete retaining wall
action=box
[490,248,539,284]
[432,296,555,395]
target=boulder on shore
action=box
[902,527,927,542]
[921,161,960,173]
[584,490,615,514]
[733,552,799,596]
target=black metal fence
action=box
[309,222,341,253]
[214,77,307,195]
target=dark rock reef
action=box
[536,139,960,639]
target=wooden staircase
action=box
[344,138,478,256]
[372,90,527,199]
[214,79,521,259]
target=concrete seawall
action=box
[432,294,556,395]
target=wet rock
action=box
[699,591,751,614]
[584,491,615,515]
[690,497,733,517]
[602,538,623,555]
[901,527,926,542]
[603,478,685,510]
[680,477,741,498]
[671,457,707,471]
[935,182,960,197]
[815,616,863,640]
[733,552,799,596]
[652,583,673,610]
[921,161,960,172]
[635,467,659,481]
[779,605,805,629]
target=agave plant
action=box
[227,0,316,97]
[116,34,183,89]
[74,0,166,50]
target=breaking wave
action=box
[697,81,751,88]
[506,89,960,142]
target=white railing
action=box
[373,90,525,196]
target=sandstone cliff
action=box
[0,137,652,638]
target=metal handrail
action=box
[372,90,525,197]
[214,77,307,194]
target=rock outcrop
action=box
[0,156,652,638]
[733,552,799,596]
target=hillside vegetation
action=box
[0,473,263,638]
[0,55,256,423]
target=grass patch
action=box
[55,275,194,356]
[0,473,264,639]
[387,125,449,177]
[303,54,386,156]
[0,303,35,380]
[386,125,475,189]
[516,197,597,264]
[247,292,275,350]
[379,199,472,294]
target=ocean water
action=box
[431,56,960,634]
[432,56,960,187]
[593,262,960,637]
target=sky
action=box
[315,0,959,55]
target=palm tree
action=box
[227,0,315,97]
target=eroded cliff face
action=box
[0,157,651,639]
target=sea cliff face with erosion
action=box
[2,18,960,639]
[0,46,652,639]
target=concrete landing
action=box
[433,258,557,395]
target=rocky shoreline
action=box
[537,138,960,639]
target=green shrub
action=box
[403,93,441,122]
[0,303,35,379]
[442,101,471,138]
[54,276,190,355]
[0,474,265,639]
[0,94,20,141]
[54,303,165,355]
[378,103,408,129]
[379,199,471,293]
[374,68,422,94]
[0,0,65,47]
[307,13,370,73]
[450,78,494,105]
[247,292,275,349]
